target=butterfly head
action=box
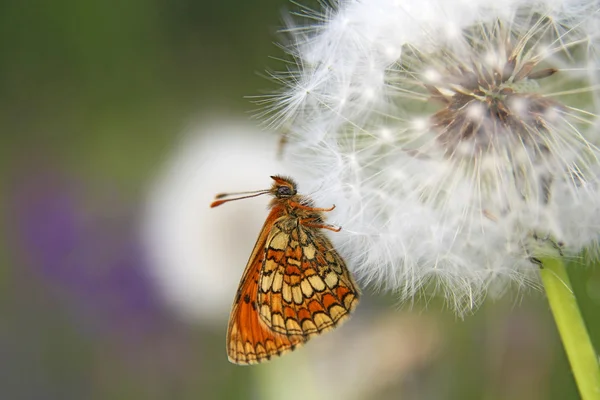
[270,175,297,199]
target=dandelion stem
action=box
[539,256,600,400]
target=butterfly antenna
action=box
[210,190,270,208]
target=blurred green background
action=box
[2,1,600,399]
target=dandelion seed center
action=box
[419,23,562,162]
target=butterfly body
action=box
[211,176,360,365]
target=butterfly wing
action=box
[257,218,360,337]
[226,207,306,365]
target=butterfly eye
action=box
[276,186,294,197]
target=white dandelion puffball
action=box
[143,118,292,323]
[264,0,600,312]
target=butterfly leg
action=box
[289,201,336,212]
[299,217,341,232]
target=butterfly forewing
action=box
[227,258,306,364]
[257,219,359,337]
[227,207,306,365]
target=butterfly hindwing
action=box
[257,218,360,337]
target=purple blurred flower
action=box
[10,173,173,342]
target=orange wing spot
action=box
[302,260,316,271]
[284,306,297,319]
[297,307,312,322]
[267,248,285,262]
[269,294,283,313]
[285,264,302,274]
[285,245,302,259]
[321,293,339,310]
[284,266,303,287]
[336,285,352,300]
[287,275,302,287]
[307,299,326,314]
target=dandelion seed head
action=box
[265,0,600,312]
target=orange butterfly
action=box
[211,175,360,365]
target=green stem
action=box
[539,256,600,400]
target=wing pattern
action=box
[227,246,306,365]
[257,219,359,337]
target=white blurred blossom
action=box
[262,0,600,312]
[143,118,291,322]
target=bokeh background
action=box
[2,1,600,399]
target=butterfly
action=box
[211,175,360,365]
